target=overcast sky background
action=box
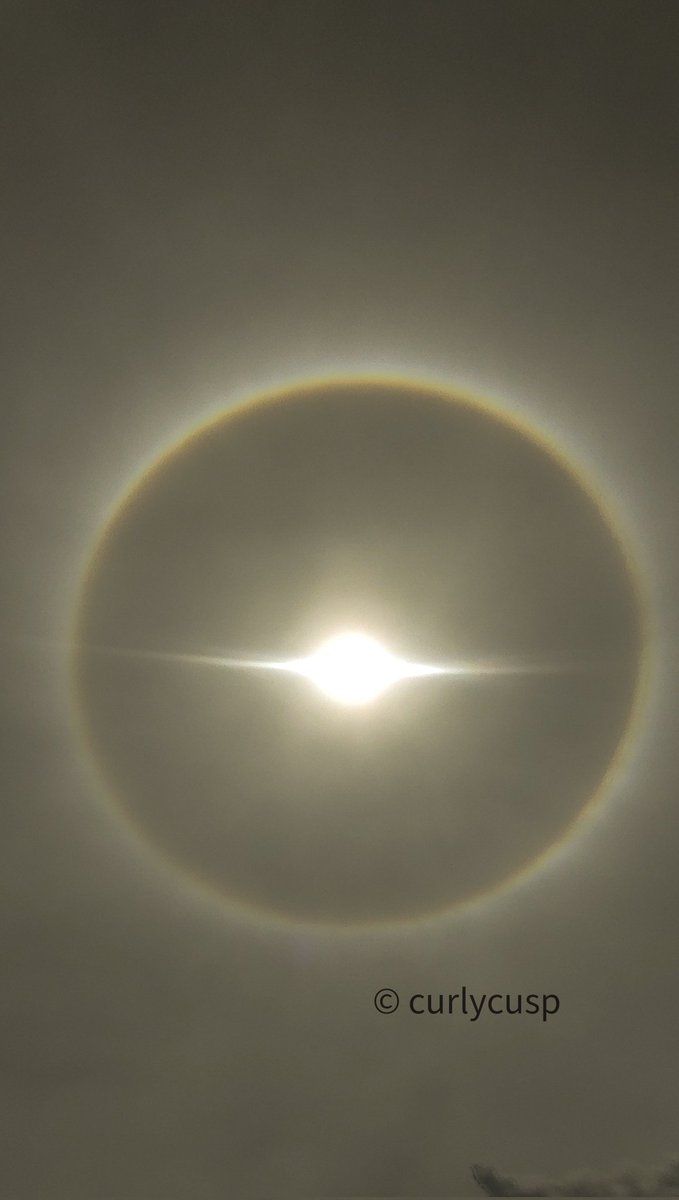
[2,3,678,1197]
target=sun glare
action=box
[297,633,400,704]
[286,632,444,705]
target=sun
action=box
[285,632,446,705]
[295,632,402,705]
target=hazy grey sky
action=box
[2,3,678,1197]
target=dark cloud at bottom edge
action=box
[472,1156,679,1196]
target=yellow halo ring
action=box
[69,374,653,935]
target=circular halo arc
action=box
[68,374,653,934]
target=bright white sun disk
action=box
[289,632,441,705]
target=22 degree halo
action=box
[72,378,647,928]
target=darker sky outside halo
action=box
[1,2,678,1197]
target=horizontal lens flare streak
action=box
[276,633,448,704]
[77,641,615,685]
